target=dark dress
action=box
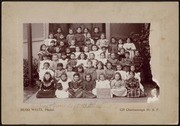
[108,43,118,53]
[36,80,57,98]
[125,78,141,98]
[82,80,96,98]
[75,33,85,47]
[68,80,83,98]
[133,56,143,72]
[92,32,101,44]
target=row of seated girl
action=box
[36,70,145,99]
[36,59,145,98]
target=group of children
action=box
[36,26,146,99]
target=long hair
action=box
[43,72,53,83]
[85,74,92,81]
[77,52,88,60]
[40,44,46,51]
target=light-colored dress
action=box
[77,59,88,68]
[96,39,109,48]
[110,79,127,97]
[55,79,71,98]
[116,70,128,80]
[93,80,110,95]
[59,59,68,69]
[147,96,159,103]
[123,43,136,59]
[44,39,57,46]
[39,60,52,71]
[66,71,75,81]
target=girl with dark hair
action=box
[74,27,86,47]
[92,27,101,44]
[123,37,136,59]
[77,52,88,68]
[82,74,97,98]
[96,61,106,80]
[108,37,118,53]
[36,72,57,98]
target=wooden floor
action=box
[24,91,148,104]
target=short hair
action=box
[106,62,112,67]
[73,73,80,77]
[76,27,82,30]
[57,63,63,67]
[85,74,92,81]
[43,62,50,66]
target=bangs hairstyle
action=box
[96,61,104,69]
[78,52,88,60]
[85,74,92,81]
[91,44,99,50]
[43,72,53,82]
[98,73,106,80]
[40,44,46,51]
[114,72,122,80]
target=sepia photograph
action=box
[2,2,178,125]
[23,23,160,103]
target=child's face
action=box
[99,75,105,81]
[84,28,88,33]
[97,63,102,69]
[89,54,95,59]
[71,40,75,46]
[111,38,116,43]
[38,55,43,60]
[61,54,67,59]
[117,65,122,71]
[84,47,89,52]
[119,39,123,44]
[55,48,60,53]
[124,66,130,72]
[102,47,106,52]
[129,72,134,78]
[80,53,85,59]
[127,38,131,43]
[114,74,120,80]
[78,67,83,72]
[50,42,55,46]
[87,33,91,38]
[70,54,75,59]
[120,49,125,54]
[130,66,135,72]
[61,74,67,81]
[42,45,46,51]
[44,74,51,80]
[92,46,98,51]
[86,40,91,45]
[43,64,49,69]
[94,28,98,33]
[107,63,112,69]
[57,28,61,33]
[100,53,105,59]
[75,47,80,52]
[66,49,71,53]
[77,28,82,33]
[100,34,105,39]
[69,29,73,34]
[73,75,80,82]
[86,75,91,81]
[111,53,116,59]
[67,66,73,71]
[57,66,63,70]
[60,41,64,46]
[52,55,58,61]
[135,51,139,56]
[87,61,92,68]
[125,53,130,58]
[49,34,53,39]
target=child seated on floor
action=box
[36,72,56,98]
[93,73,111,95]
[55,73,71,99]
[82,74,96,98]
[125,71,144,98]
[110,72,127,98]
[54,63,66,81]
[68,73,83,98]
